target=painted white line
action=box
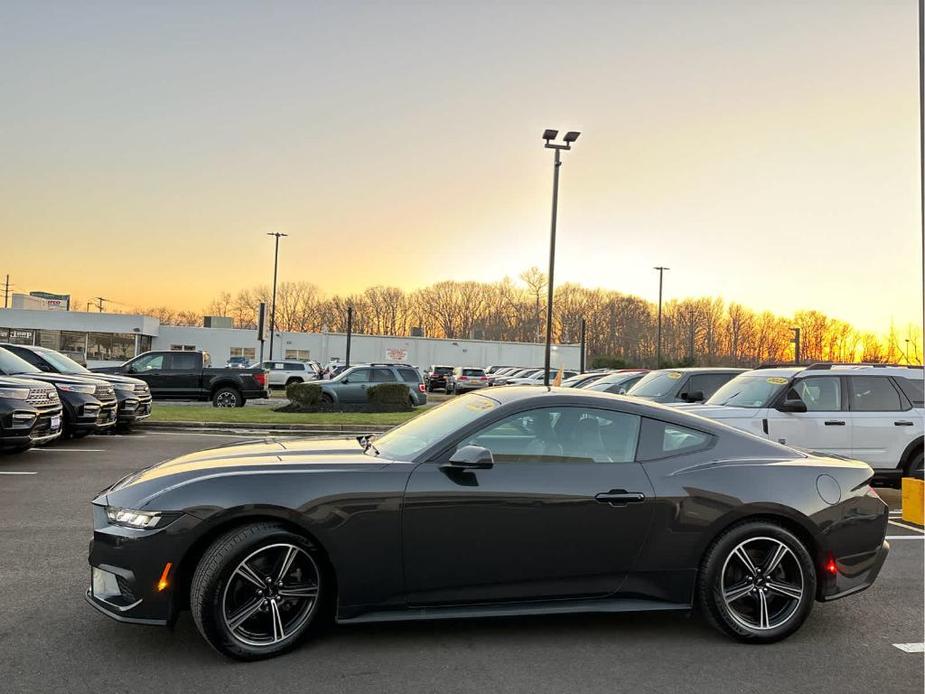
[0,471,37,475]
[893,643,925,653]
[889,511,902,516]
[889,520,925,534]
[31,448,106,453]
[886,535,925,541]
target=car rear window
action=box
[433,367,453,375]
[398,368,421,383]
[462,368,485,377]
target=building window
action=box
[3,328,35,345]
[86,332,136,362]
[230,347,256,360]
[285,349,311,361]
[169,344,197,351]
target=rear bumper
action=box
[819,539,890,602]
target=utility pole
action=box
[266,232,288,361]
[654,266,670,368]
[579,318,587,373]
[345,305,354,368]
[1,274,10,308]
[541,129,581,386]
[93,297,107,313]
[791,327,802,365]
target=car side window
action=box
[790,377,842,411]
[284,362,303,371]
[688,373,735,399]
[371,368,395,382]
[166,353,199,370]
[398,368,420,383]
[133,354,164,371]
[895,377,924,407]
[346,368,371,383]
[849,376,904,412]
[637,418,713,461]
[459,406,641,464]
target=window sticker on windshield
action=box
[667,372,682,379]
[465,398,496,411]
[767,377,788,385]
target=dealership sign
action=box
[385,347,408,361]
[29,291,70,311]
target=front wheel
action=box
[191,523,326,660]
[698,521,816,643]
[213,387,243,408]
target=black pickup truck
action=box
[93,351,269,407]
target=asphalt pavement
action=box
[0,429,921,693]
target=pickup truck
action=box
[93,350,269,407]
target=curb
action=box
[142,421,394,434]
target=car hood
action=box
[102,437,393,504]
[90,365,124,374]
[12,372,108,386]
[86,373,147,387]
[0,375,52,389]
[669,404,761,420]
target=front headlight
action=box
[0,387,30,400]
[56,383,96,394]
[114,382,136,392]
[105,507,167,529]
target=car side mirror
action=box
[126,364,136,373]
[777,398,807,413]
[443,445,494,470]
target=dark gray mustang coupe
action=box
[86,387,889,660]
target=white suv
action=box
[258,360,320,388]
[678,364,924,484]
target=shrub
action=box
[367,383,412,410]
[287,382,322,408]
[591,356,628,369]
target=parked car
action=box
[492,367,540,386]
[484,365,516,375]
[226,356,252,369]
[86,386,889,659]
[257,360,319,388]
[626,367,746,404]
[561,372,610,388]
[94,350,269,407]
[0,375,63,452]
[506,369,579,386]
[2,344,153,429]
[583,370,649,394]
[677,363,925,484]
[318,364,426,406]
[446,367,490,394]
[0,346,117,437]
[424,365,454,392]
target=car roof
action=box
[650,367,748,374]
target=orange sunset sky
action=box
[1,0,922,335]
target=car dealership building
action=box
[0,308,581,370]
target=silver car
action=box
[258,360,319,388]
[447,367,490,394]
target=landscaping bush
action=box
[367,383,413,411]
[286,382,322,408]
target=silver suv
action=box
[319,364,427,406]
[258,360,319,387]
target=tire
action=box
[285,378,303,387]
[320,393,334,405]
[905,448,924,478]
[190,523,326,661]
[698,521,816,643]
[212,387,243,408]
[70,430,90,439]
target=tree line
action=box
[126,267,922,368]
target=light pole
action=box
[654,266,669,368]
[542,129,581,386]
[791,327,801,365]
[266,232,288,360]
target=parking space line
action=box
[0,471,37,475]
[886,535,924,541]
[31,448,106,453]
[893,643,925,653]
[888,520,925,534]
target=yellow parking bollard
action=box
[901,477,924,526]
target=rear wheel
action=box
[698,521,815,643]
[320,393,334,406]
[285,378,303,387]
[213,387,242,408]
[905,448,923,478]
[191,523,326,660]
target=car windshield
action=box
[34,348,89,374]
[0,347,41,374]
[586,374,637,392]
[626,371,684,398]
[706,374,790,408]
[372,393,498,460]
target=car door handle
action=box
[894,421,915,426]
[594,490,646,506]
[824,420,846,426]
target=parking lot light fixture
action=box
[266,232,288,361]
[542,128,581,387]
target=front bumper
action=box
[819,539,890,602]
[117,396,153,423]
